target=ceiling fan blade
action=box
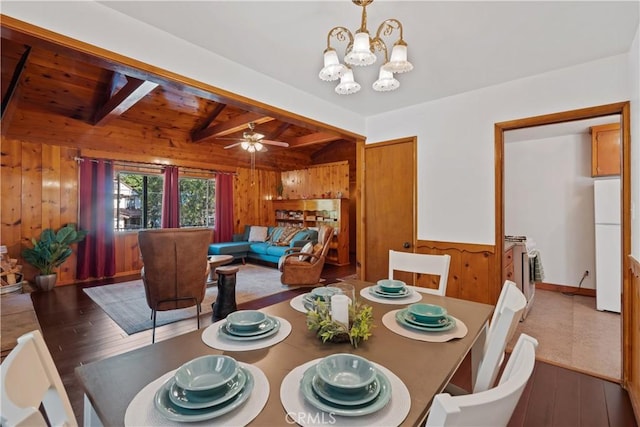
[261,139,289,147]
[224,142,243,149]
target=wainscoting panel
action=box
[416,240,498,305]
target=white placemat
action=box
[281,358,411,427]
[124,362,269,426]
[290,293,310,313]
[359,286,423,305]
[382,310,468,342]
[201,316,292,351]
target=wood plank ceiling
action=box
[0,26,357,172]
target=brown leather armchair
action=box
[279,225,334,287]
[138,228,212,342]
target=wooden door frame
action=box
[357,137,417,281]
[494,101,631,386]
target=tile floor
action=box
[507,288,621,381]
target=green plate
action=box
[311,371,381,406]
[300,364,391,416]
[396,310,456,332]
[168,368,247,409]
[225,317,276,337]
[368,286,411,299]
[218,317,280,341]
[154,367,254,422]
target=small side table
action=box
[206,255,234,285]
[212,265,240,321]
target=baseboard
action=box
[536,282,596,297]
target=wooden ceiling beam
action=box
[267,122,291,140]
[288,132,343,148]
[92,74,158,126]
[192,103,227,133]
[191,112,274,143]
[1,44,31,127]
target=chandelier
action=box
[319,0,413,95]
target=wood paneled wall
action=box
[416,240,499,305]
[1,138,80,285]
[628,256,640,419]
[1,137,280,285]
[281,161,349,200]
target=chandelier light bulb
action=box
[372,67,399,92]
[344,32,376,66]
[254,142,264,152]
[241,141,250,150]
[319,48,347,81]
[335,68,361,95]
[382,42,413,73]
[247,145,256,153]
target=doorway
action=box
[503,115,622,381]
[494,101,631,384]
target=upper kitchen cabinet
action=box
[591,123,620,177]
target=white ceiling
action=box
[100,1,639,117]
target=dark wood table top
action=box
[75,280,493,426]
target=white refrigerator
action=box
[594,178,621,313]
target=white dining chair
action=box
[388,250,451,296]
[473,280,527,393]
[1,330,77,427]
[425,333,538,427]
[445,280,527,395]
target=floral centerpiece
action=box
[306,299,374,348]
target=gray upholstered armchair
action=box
[279,225,334,287]
[138,228,211,342]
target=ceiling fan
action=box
[222,122,289,152]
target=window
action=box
[179,177,215,228]
[113,172,216,230]
[114,173,163,231]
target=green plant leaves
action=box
[22,224,87,275]
[306,299,374,348]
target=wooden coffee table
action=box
[206,255,234,285]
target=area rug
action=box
[83,264,292,335]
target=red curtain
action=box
[214,173,234,242]
[162,166,180,228]
[76,159,116,280]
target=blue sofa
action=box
[208,225,318,265]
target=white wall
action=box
[504,133,596,289]
[366,54,630,245]
[0,1,366,136]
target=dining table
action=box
[76,279,493,427]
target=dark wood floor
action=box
[23,260,637,426]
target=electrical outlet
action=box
[585,270,589,277]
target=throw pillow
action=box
[298,241,314,261]
[267,227,285,243]
[278,227,302,245]
[248,226,268,242]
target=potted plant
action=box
[22,224,87,291]
[276,180,284,200]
